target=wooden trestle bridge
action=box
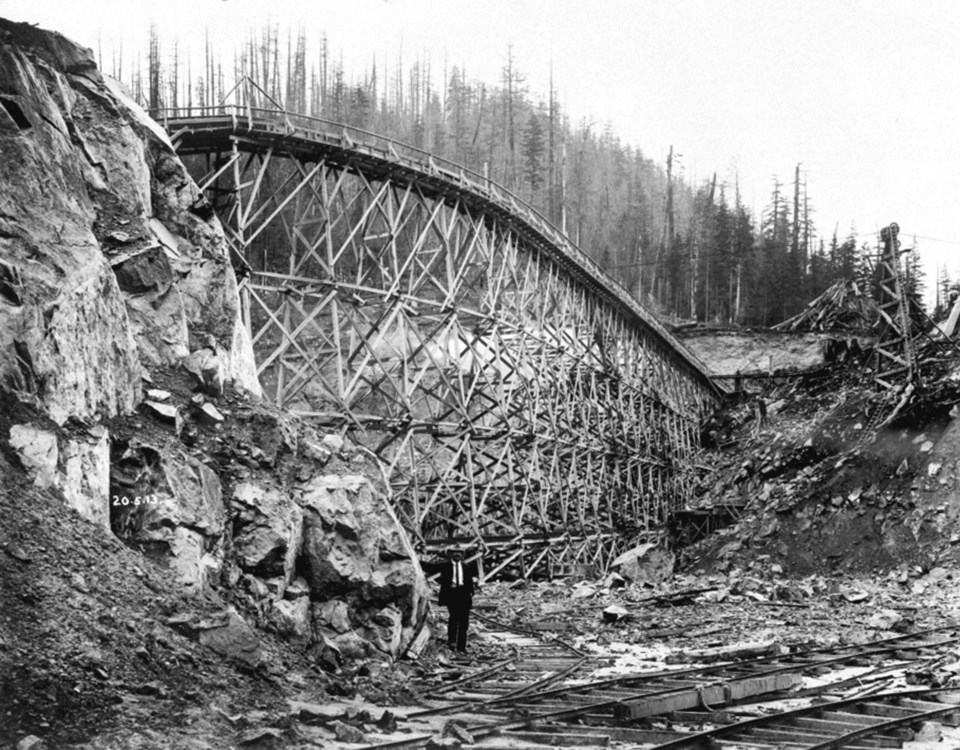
[162,88,722,579]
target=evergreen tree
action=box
[521,111,545,193]
[128,22,866,329]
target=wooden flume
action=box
[162,81,721,578]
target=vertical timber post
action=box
[170,108,723,580]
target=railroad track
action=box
[648,687,960,749]
[363,621,960,750]
[413,610,595,717]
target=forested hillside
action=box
[109,24,910,327]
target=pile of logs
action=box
[773,279,878,332]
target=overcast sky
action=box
[4,0,960,296]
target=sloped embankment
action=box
[685,349,960,577]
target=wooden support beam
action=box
[169,93,721,580]
[613,672,803,721]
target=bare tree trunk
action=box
[651,145,674,304]
[148,24,160,117]
[547,65,557,224]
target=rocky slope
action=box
[0,19,431,748]
[684,345,960,577]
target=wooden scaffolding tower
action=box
[874,223,920,392]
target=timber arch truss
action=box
[165,99,721,578]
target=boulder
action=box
[111,245,174,294]
[8,423,58,488]
[141,400,183,432]
[866,608,904,631]
[602,604,631,623]
[232,481,302,583]
[232,410,299,467]
[197,402,225,424]
[319,630,372,661]
[612,542,675,584]
[299,474,429,658]
[356,605,403,654]
[237,727,283,748]
[167,608,261,667]
[915,721,942,742]
[60,425,110,528]
[314,599,353,634]
[15,736,45,750]
[182,346,226,396]
[321,434,345,455]
[9,422,112,526]
[571,583,598,599]
[110,440,225,587]
[331,720,367,744]
[269,597,311,639]
[124,284,190,365]
[285,576,310,599]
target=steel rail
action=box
[454,623,960,710]
[375,622,960,750]
[649,686,960,750]
[422,656,517,698]
[362,687,960,750]
[410,610,591,717]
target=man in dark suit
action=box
[422,547,479,653]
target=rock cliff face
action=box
[0,17,429,668]
[0,18,259,413]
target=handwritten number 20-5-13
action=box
[111,494,162,506]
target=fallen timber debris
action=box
[631,586,720,607]
[772,278,878,333]
[666,639,783,664]
[362,620,960,750]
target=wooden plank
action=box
[851,703,919,719]
[614,672,802,720]
[793,716,888,734]
[896,697,957,711]
[477,742,586,750]
[750,726,901,748]
[743,726,834,742]
[857,699,959,724]
[668,710,742,725]
[819,711,910,734]
[531,724,681,744]
[895,698,960,725]
[504,730,610,747]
